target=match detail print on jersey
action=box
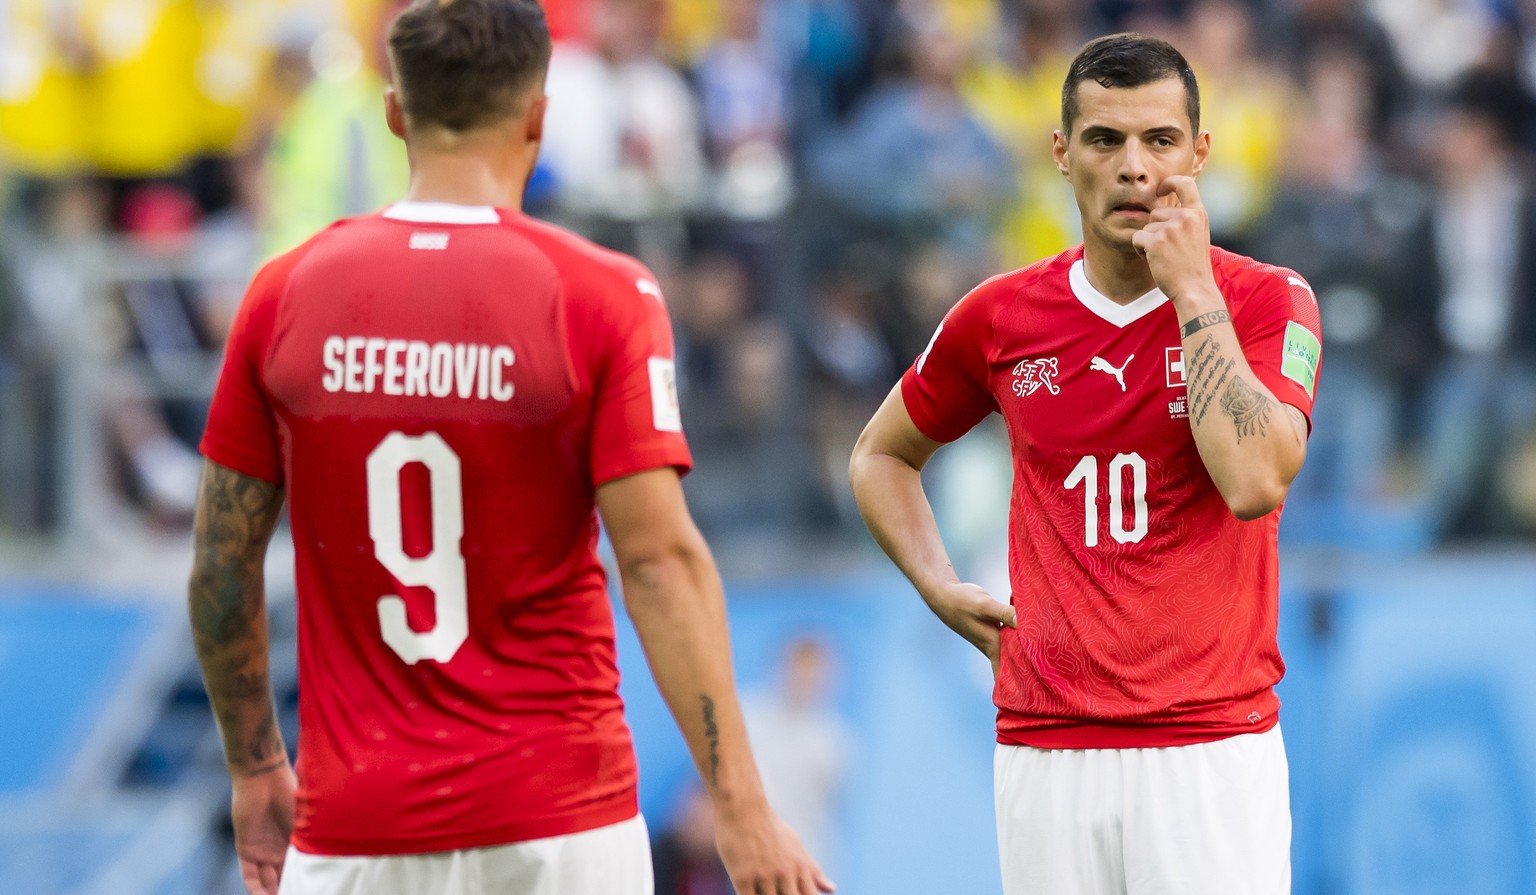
[1280,322,1320,397]
[648,357,682,432]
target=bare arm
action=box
[597,468,832,894]
[1177,303,1307,520]
[188,459,294,895]
[1134,175,1307,521]
[848,386,1015,674]
[189,460,287,776]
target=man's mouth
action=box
[1112,201,1151,215]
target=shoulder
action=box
[955,248,1077,315]
[509,215,657,297]
[1211,247,1310,305]
[507,216,666,337]
[250,224,347,299]
[1211,246,1322,333]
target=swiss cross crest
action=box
[1011,358,1060,397]
[1166,347,1187,387]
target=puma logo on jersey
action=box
[1089,354,1133,392]
[637,278,665,303]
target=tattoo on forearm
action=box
[1180,309,1231,339]
[1185,337,1237,425]
[230,671,269,702]
[700,695,720,788]
[248,712,283,766]
[1220,377,1273,442]
[188,462,287,773]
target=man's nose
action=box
[1118,140,1150,184]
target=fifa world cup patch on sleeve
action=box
[648,357,682,432]
[1281,322,1320,397]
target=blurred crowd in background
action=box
[4,0,1536,563]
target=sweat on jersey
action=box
[903,245,1323,750]
[201,201,691,856]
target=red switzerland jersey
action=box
[903,246,1322,749]
[201,202,691,855]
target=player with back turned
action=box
[188,1,833,893]
[850,34,1322,895]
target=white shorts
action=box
[994,726,1290,895]
[277,814,653,895]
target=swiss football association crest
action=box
[1011,358,1060,397]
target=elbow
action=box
[848,441,872,493]
[1223,479,1289,522]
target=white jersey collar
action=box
[1068,259,1169,327]
[382,201,501,224]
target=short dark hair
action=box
[388,0,552,132]
[1061,33,1200,136]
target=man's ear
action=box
[526,94,548,144]
[385,87,407,140]
[1191,129,1211,177]
[1052,130,1071,180]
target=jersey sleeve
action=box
[900,284,998,443]
[1233,267,1323,428]
[199,255,291,484]
[586,267,693,486]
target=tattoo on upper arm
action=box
[1220,378,1273,442]
[190,463,284,647]
[700,695,720,788]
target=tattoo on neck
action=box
[700,695,720,788]
[1181,309,1232,339]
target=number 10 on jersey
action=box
[1064,453,1148,547]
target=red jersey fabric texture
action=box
[201,202,692,855]
[902,246,1322,749]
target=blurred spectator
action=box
[0,0,89,176]
[541,0,709,221]
[1401,70,1536,539]
[1368,0,1497,89]
[1182,0,1294,251]
[694,0,795,220]
[1250,44,1427,539]
[743,635,851,875]
[961,1,1087,266]
[767,0,872,140]
[261,3,410,258]
[652,784,733,895]
[809,15,1013,256]
[1278,0,1409,145]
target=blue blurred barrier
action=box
[1,555,1533,893]
[0,587,166,797]
[617,556,1536,895]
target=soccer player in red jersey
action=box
[850,34,1321,895]
[187,2,833,894]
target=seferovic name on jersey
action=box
[321,335,515,401]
